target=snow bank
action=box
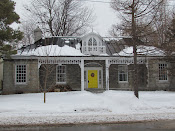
[113,46,165,56]
[17,45,85,56]
[0,91,175,125]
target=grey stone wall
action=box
[39,64,56,91]
[0,59,3,91]
[109,64,147,90]
[3,59,39,94]
[3,58,175,94]
[39,64,81,91]
[147,59,171,91]
[66,64,81,90]
[109,64,132,90]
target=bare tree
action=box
[38,39,58,103]
[110,0,164,98]
[24,0,94,37]
[19,20,36,46]
[39,64,56,103]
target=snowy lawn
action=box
[0,91,175,125]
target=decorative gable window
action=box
[88,38,93,46]
[82,33,106,55]
[93,38,97,46]
[159,63,168,81]
[15,65,27,84]
[56,65,66,83]
[118,65,128,82]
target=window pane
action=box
[88,38,92,46]
[16,65,26,83]
[93,38,97,46]
[57,65,66,83]
[118,65,128,82]
[159,63,168,81]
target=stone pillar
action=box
[81,59,84,91]
[106,59,109,90]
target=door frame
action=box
[84,67,103,89]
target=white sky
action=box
[12,0,118,37]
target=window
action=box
[93,38,97,46]
[88,37,97,46]
[16,65,27,84]
[88,38,92,46]
[118,65,128,82]
[159,63,168,81]
[88,47,92,51]
[56,65,66,83]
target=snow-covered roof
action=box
[113,46,165,56]
[16,45,85,56]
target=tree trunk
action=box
[44,91,46,103]
[132,0,139,98]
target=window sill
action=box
[56,82,66,85]
[118,81,128,84]
[158,80,169,83]
[15,83,27,85]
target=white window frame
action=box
[118,65,128,83]
[88,37,98,52]
[56,65,66,84]
[15,64,27,85]
[158,63,168,81]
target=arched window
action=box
[93,38,97,46]
[88,37,97,46]
[88,38,92,46]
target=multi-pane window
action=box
[159,63,168,81]
[57,65,66,83]
[88,38,97,46]
[88,38,92,46]
[118,65,128,82]
[93,38,97,46]
[16,65,27,84]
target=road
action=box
[1,120,175,131]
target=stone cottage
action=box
[2,28,175,94]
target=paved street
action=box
[1,120,175,131]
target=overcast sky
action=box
[13,0,118,37]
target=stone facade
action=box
[0,59,3,91]
[2,57,175,95]
[109,64,147,90]
[39,64,81,91]
[2,59,39,94]
[147,58,171,91]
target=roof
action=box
[113,46,165,56]
[17,45,84,56]
[81,32,103,40]
[17,33,165,57]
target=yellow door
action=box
[88,70,98,88]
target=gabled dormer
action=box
[81,32,106,55]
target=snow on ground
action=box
[16,45,85,56]
[0,91,175,126]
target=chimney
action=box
[34,27,42,42]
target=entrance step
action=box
[111,88,132,91]
[85,88,105,93]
